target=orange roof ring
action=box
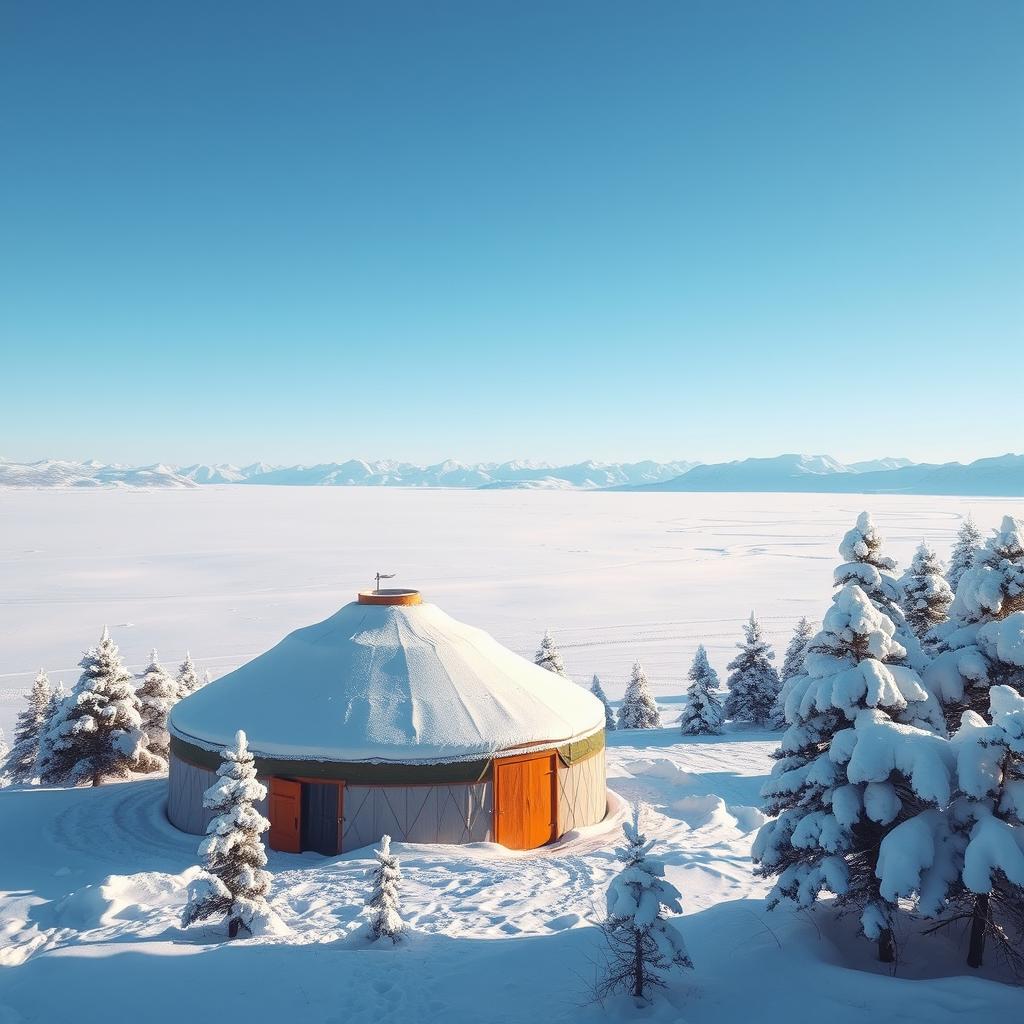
[357,588,423,606]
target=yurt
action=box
[167,589,607,853]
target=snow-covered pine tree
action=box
[136,649,178,761]
[835,511,923,668]
[599,804,691,1001]
[920,516,1024,967]
[752,584,947,962]
[951,683,1024,970]
[534,630,567,677]
[835,512,900,606]
[37,628,162,786]
[44,680,66,722]
[590,675,616,731]
[33,681,66,777]
[2,669,51,784]
[947,515,982,593]
[926,515,1024,725]
[182,730,272,938]
[617,662,660,730]
[899,543,953,643]
[365,834,405,943]
[175,652,201,699]
[680,646,723,736]
[769,617,816,729]
[723,613,780,726]
[781,617,815,683]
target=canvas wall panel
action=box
[557,749,607,833]
[341,782,492,851]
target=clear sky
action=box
[2,1,1021,467]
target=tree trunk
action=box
[633,929,644,999]
[967,893,989,969]
[878,927,894,963]
[228,916,240,939]
[92,772,102,787]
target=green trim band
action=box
[171,727,604,785]
[556,729,605,767]
[170,735,493,785]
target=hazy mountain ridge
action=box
[629,452,1024,496]
[4,453,1023,495]
[0,457,696,490]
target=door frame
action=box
[492,750,558,850]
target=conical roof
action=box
[169,598,604,764]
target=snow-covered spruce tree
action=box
[365,834,405,943]
[947,515,982,594]
[680,646,723,736]
[591,675,616,731]
[926,515,1024,725]
[44,680,66,722]
[723,613,780,727]
[770,618,816,730]
[835,511,923,668]
[175,651,201,699]
[535,630,568,677]
[899,543,953,644]
[781,617,815,683]
[618,662,660,730]
[920,518,1024,967]
[37,628,162,787]
[598,804,691,1002]
[2,670,51,784]
[33,681,66,777]
[136,649,178,761]
[951,683,1024,970]
[182,730,272,938]
[752,584,948,962]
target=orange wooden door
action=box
[494,752,557,850]
[268,777,301,853]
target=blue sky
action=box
[2,1,1021,466]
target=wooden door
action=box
[268,777,301,853]
[494,752,557,850]
[300,781,343,856]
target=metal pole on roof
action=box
[376,571,395,593]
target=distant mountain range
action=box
[0,458,696,491]
[2,453,1023,496]
[625,453,1024,497]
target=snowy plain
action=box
[2,488,1024,1022]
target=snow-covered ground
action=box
[1,729,1018,1022]
[2,488,1023,1021]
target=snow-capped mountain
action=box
[846,457,916,474]
[630,454,852,492]
[177,464,248,484]
[632,453,1024,496]
[5,453,1024,495]
[0,459,196,489]
[0,457,695,490]
[233,459,698,489]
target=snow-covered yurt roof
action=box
[169,592,604,764]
